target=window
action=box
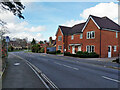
[71,35,74,40]
[86,45,95,53]
[87,31,95,39]
[58,45,62,50]
[80,34,83,39]
[68,46,70,50]
[116,32,118,38]
[114,46,117,52]
[58,36,62,41]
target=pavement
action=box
[2,53,46,88]
[13,51,120,88]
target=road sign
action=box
[5,36,10,42]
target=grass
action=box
[8,49,25,52]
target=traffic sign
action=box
[5,36,10,42]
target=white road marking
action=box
[102,76,120,83]
[54,62,79,70]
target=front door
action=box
[72,46,75,54]
[108,46,111,58]
[78,46,81,51]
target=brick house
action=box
[56,15,120,58]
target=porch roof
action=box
[69,44,82,46]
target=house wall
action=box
[67,19,100,55]
[56,28,64,53]
[101,30,119,57]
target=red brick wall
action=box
[56,28,64,53]
[67,19,100,55]
[101,30,119,57]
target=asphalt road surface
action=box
[11,51,119,88]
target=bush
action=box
[8,46,14,51]
[64,51,99,58]
[32,44,41,53]
[39,47,44,53]
[89,52,99,58]
[112,58,120,63]
[76,51,83,55]
[64,52,71,56]
[47,51,56,54]
[56,50,61,54]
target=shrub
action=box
[39,47,44,53]
[47,51,56,54]
[76,51,83,55]
[8,46,14,51]
[112,58,120,63]
[64,52,71,56]
[56,50,61,54]
[64,51,99,58]
[89,52,99,58]
[32,44,41,53]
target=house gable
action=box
[55,27,63,36]
[81,15,100,32]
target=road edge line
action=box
[11,53,59,90]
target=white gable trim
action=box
[55,27,64,36]
[81,16,101,32]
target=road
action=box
[11,51,119,88]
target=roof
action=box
[90,15,120,31]
[69,22,86,35]
[59,26,71,35]
[57,15,120,36]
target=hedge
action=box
[64,51,99,58]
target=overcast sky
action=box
[0,1,118,41]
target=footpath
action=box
[2,54,46,89]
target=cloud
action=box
[80,2,118,23]
[5,32,44,41]
[62,2,118,27]
[0,4,46,41]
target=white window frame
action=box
[87,31,95,39]
[58,36,62,41]
[80,34,83,39]
[86,45,95,53]
[116,32,118,38]
[71,35,74,40]
[58,45,62,50]
[114,46,117,52]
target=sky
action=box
[0,0,119,42]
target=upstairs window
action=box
[71,35,74,40]
[116,32,118,38]
[87,31,95,39]
[58,36,62,41]
[80,34,83,39]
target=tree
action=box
[31,38,36,45]
[39,41,43,44]
[0,0,25,19]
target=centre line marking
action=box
[54,62,79,70]
[102,76,120,83]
